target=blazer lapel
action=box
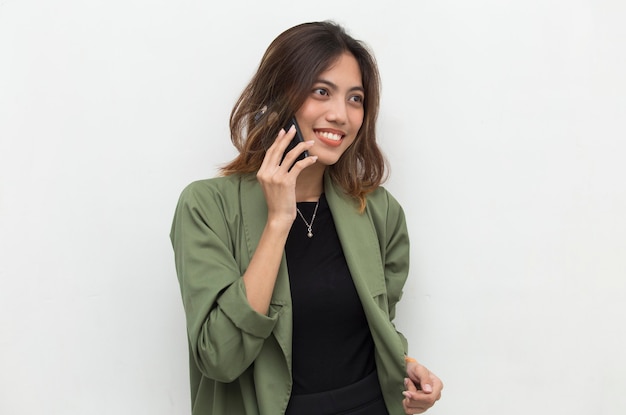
[324,173,387,298]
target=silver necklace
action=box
[296,201,320,238]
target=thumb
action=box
[408,365,433,394]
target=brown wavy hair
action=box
[221,21,387,211]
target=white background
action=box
[1,1,625,414]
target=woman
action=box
[170,21,443,415]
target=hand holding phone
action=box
[254,106,309,166]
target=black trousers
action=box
[285,371,390,415]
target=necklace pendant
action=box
[296,202,319,239]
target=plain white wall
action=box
[1,1,625,414]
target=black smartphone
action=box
[282,116,309,164]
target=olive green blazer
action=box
[170,172,411,414]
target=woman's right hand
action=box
[256,125,317,229]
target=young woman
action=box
[170,21,443,415]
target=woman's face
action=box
[295,52,364,166]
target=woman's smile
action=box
[314,128,345,147]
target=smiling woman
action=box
[169,21,443,415]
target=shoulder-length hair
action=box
[221,21,387,211]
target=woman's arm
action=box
[243,126,316,314]
[171,182,276,382]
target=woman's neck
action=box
[295,163,326,202]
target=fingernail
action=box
[404,378,409,386]
[402,391,411,398]
[423,383,433,393]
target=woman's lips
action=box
[315,130,344,147]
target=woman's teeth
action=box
[318,131,342,141]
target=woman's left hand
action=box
[402,360,443,414]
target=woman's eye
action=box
[349,95,364,104]
[313,88,328,96]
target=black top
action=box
[285,194,376,394]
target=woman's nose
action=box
[325,99,348,124]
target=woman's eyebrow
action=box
[315,79,365,93]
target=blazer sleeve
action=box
[170,180,279,382]
[381,190,411,353]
